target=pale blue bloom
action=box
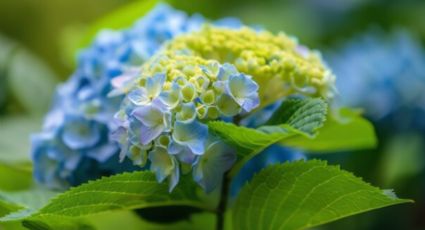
[149,146,180,192]
[158,82,181,109]
[326,30,425,131]
[114,59,262,192]
[216,94,242,117]
[61,116,102,150]
[193,141,236,192]
[131,103,172,145]
[146,73,166,99]
[172,121,208,155]
[225,74,260,112]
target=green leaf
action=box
[6,48,58,115]
[80,0,159,47]
[208,98,327,176]
[0,116,38,191]
[265,98,327,136]
[0,164,32,191]
[0,199,21,218]
[0,116,42,165]
[233,160,412,230]
[0,222,27,230]
[0,187,58,218]
[88,211,216,230]
[0,171,212,227]
[379,134,425,187]
[21,216,95,230]
[0,34,16,113]
[279,108,377,153]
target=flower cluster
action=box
[113,26,336,192]
[326,30,425,131]
[165,26,336,107]
[112,53,259,192]
[30,4,213,189]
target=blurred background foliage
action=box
[0,0,424,229]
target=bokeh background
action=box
[0,0,424,229]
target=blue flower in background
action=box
[31,3,222,190]
[326,30,425,132]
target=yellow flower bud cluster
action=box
[165,26,336,108]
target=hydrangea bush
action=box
[0,3,412,230]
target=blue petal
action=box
[217,63,238,81]
[110,126,129,162]
[168,139,184,155]
[172,121,208,155]
[128,87,150,105]
[169,157,180,192]
[146,73,165,98]
[131,104,166,127]
[193,141,236,192]
[216,94,241,117]
[226,74,259,112]
[241,96,260,112]
[139,121,164,145]
[176,102,197,123]
[86,142,119,162]
[158,82,181,109]
[176,148,197,164]
[61,117,101,150]
[149,147,174,183]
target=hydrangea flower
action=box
[30,3,232,189]
[112,26,335,192]
[112,54,256,192]
[326,30,425,131]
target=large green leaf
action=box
[280,108,377,153]
[208,98,328,176]
[233,160,412,230]
[0,171,212,228]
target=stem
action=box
[215,115,241,230]
[216,172,230,230]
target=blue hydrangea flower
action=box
[30,3,218,190]
[112,55,259,191]
[326,30,425,131]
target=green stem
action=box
[216,172,230,230]
[215,115,242,230]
